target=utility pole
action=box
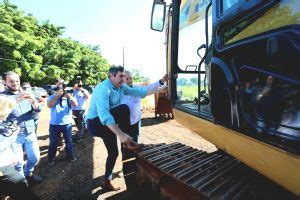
[122,47,125,68]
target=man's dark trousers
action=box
[87,104,131,180]
[72,110,85,139]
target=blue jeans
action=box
[48,124,75,161]
[12,132,40,176]
[87,104,131,180]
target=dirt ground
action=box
[32,106,216,200]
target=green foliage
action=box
[129,69,150,83]
[177,85,198,100]
[0,2,109,85]
[177,78,188,86]
[189,77,198,85]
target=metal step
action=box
[135,142,298,200]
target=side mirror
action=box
[150,1,166,32]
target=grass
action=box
[140,85,204,106]
[178,85,198,100]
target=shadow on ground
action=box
[31,111,180,200]
[33,134,96,200]
[141,117,172,127]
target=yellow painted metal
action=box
[167,12,172,96]
[173,108,300,196]
[180,0,211,30]
[226,0,300,44]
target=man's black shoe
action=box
[70,157,77,162]
[26,174,43,185]
[48,159,55,166]
[77,138,82,143]
[67,155,77,162]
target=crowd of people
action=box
[0,65,167,198]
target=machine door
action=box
[174,0,212,120]
[214,0,300,152]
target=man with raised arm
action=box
[86,65,167,191]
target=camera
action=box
[0,120,18,137]
[54,82,72,96]
[77,76,82,88]
[62,83,73,95]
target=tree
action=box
[177,78,188,86]
[189,77,198,85]
[0,2,109,86]
[129,69,150,83]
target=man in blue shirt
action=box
[72,80,89,143]
[47,85,78,165]
[1,71,42,185]
[86,65,152,191]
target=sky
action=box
[9,0,169,81]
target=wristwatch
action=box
[159,79,164,85]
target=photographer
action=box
[0,71,42,185]
[47,84,78,165]
[50,78,65,95]
[0,95,38,199]
[51,78,66,151]
[72,76,89,143]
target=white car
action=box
[36,87,48,97]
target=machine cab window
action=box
[175,0,212,119]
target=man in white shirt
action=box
[121,71,168,142]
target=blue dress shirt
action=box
[86,79,147,126]
[72,89,88,110]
